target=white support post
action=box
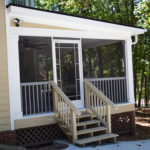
[7,34,23,130]
[125,38,135,104]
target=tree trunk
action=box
[138,68,144,107]
[131,0,135,25]
[96,48,103,77]
[117,43,122,76]
[125,0,129,24]
[134,70,137,105]
[133,45,137,105]
[148,63,150,105]
[145,75,149,107]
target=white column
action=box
[5,0,23,130]
[125,38,135,104]
[7,34,23,130]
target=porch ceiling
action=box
[82,39,121,49]
[19,36,122,50]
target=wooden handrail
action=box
[84,79,117,133]
[51,80,80,143]
[50,81,81,116]
[84,79,117,108]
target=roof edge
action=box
[7,3,145,30]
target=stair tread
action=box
[60,124,70,129]
[77,126,107,135]
[77,114,93,118]
[75,133,119,145]
[77,119,100,126]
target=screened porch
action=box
[19,36,128,116]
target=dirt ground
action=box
[118,108,150,141]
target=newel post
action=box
[84,83,88,108]
[70,110,77,144]
[53,88,58,118]
[106,105,111,133]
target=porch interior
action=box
[18,36,127,145]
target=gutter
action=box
[132,29,147,45]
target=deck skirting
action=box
[0,111,135,147]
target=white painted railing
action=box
[88,77,127,104]
[20,81,52,116]
[10,0,35,7]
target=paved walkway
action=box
[57,139,150,150]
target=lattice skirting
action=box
[0,111,135,147]
[111,111,135,134]
[16,124,65,147]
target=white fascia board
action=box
[7,6,146,36]
[10,27,130,40]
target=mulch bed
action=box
[27,142,68,150]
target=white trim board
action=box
[10,27,131,40]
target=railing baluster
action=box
[88,77,127,104]
[105,80,107,96]
[84,79,117,135]
[40,85,43,113]
[24,85,27,115]
[103,101,104,119]
[33,85,35,114]
[114,80,116,103]
[108,80,110,99]
[37,85,39,113]
[94,93,96,111]
[91,92,93,107]
[50,81,80,143]
[20,81,51,116]
[47,84,51,111]
[29,85,31,115]
[124,78,127,102]
[111,80,113,102]
[44,85,47,112]
[97,98,100,115]
[21,86,23,113]
[118,79,121,103]
[116,80,118,103]
[121,79,124,103]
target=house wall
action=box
[14,103,135,130]
[0,0,10,132]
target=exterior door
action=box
[52,39,84,108]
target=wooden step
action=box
[60,124,70,129]
[77,120,100,126]
[66,126,107,137]
[75,133,119,145]
[77,126,107,135]
[77,114,93,119]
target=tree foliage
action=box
[35,0,150,107]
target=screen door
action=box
[52,39,84,107]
